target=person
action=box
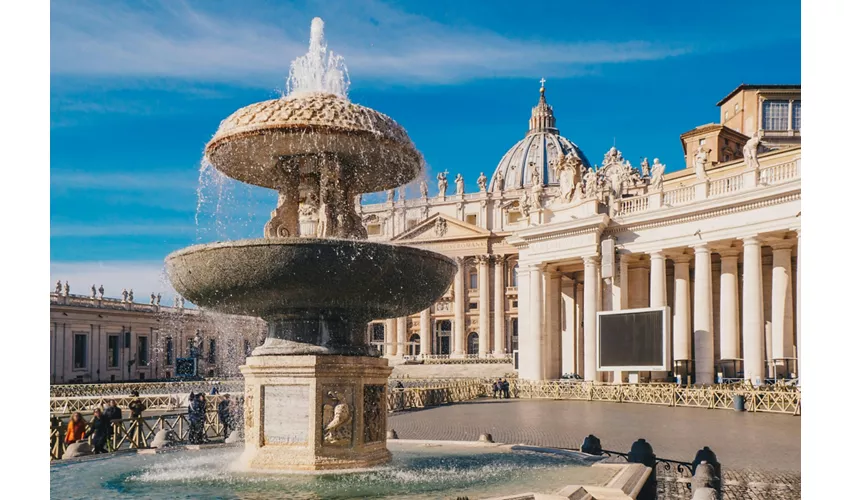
[217,394,232,439]
[493,379,502,399]
[65,412,87,444]
[86,408,110,454]
[394,381,404,391]
[210,385,219,395]
[188,391,207,444]
[129,391,145,419]
[501,379,511,399]
[103,400,122,451]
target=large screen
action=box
[175,357,197,377]
[597,307,669,371]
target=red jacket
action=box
[65,419,86,444]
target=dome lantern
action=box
[528,78,559,135]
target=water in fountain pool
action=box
[50,444,615,500]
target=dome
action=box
[489,83,591,192]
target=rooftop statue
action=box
[650,158,665,191]
[694,145,711,181]
[55,280,62,295]
[477,172,487,192]
[743,135,761,171]
[437,171,448,199]
[455,173,465,195]
[555,151,581,203]
[641,158,650,178]
[419,180,428,198]
[493,170,504,193]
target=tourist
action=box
[210,385,219,396]
[65,412,87,444]
[493,379,502,399]
[188,392,208,444]
[129,391,146,419]
[394,381,404,391]
[86,408,110,454]
[217,394,232,439]
[501,379,511,399]
[103,400,122,451]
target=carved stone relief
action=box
[363,385,385,443]
[322,386,354,447]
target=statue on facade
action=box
[353,193,361,207]
[531,183,544,210]
[122,289,129,302]
[650,158,665,191]
[63,281,70,296]
[128,289,134,302]
[519,191,532,217]
[155,293,161,306]
[150,293,156,305]
[55,280,62,295]
[493,170,504,194]
[437,171,448,199]
[583,169,599,199]
[299,191,318,218]
[179,296,185,308]
[174,295,181,307]
[743,135,761,171]
[455,173,464,195]
[91,285,97,299]
[419,179,428,199]
[477,172,487,192]
[322,390,352,446]
[530,164,541,187]
[641,158,650,178]
[98,285,104,299]
[386,188,395,203]
[694,145,710,181]
[555,151,581,202]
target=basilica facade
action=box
[360,83,801,385]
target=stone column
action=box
[719,249,740,363]
[385,319,397,357]
[742,236,765,383]
[649,251,668,380]
[452,257,466,357]
[583,256,600,382]
[672,254,692,367]
[795,229,801,379]
[519,264,544,380]
[771,241,794,376]
[544,269,561,379]
[419,308,431,356]
[618,255,630,310]
[576,282,585,377]
[396,317,407,357]
[693,244,714,384]
[561,277,576,376]
[493,256,506,357]
[477,255,491,356]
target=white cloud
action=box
[50,0,693,86]
[50,260,180,305]
[50,223,195,238]
[51,171,198,191]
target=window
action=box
[724,111,729,121]
[73,334,87,369]
[467,332,479,355]
[762,100,789,131]
[698,138,706,146]
[108,335,119,368]
[469,270,478,289]
[507,212,521,224]
[138,336,149,366]
[465,214,477,226]
[734,103,739,112]
[208,339,217,363]
[469,302,478,310]
[367,224,381,235]
[371,324,385,343]
[792,101,801,130]
[165,337,174,365]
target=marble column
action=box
[419,307,431,356]
[583,256,600,382]
[576,282,585,377]
[396,317,407,356]
[493,256,506,357]
[771,241,794,376]
[385,319,397,357]
[544,269,561,379]
[719,249,740,363]
[477,255,491,356]
[649,251,668,379]
[742,236,765,383]
[519,264,544,380]
[672,254,692,366]
[452,257,466,356]
[693,244,714,384]
[561,277,576,376]
[795,229,801,379]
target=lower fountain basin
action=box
[50,441,621,499]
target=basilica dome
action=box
[489,83,591,192]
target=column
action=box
[583,256,600,382]
[519,264,544,380]
[719,249,740,363]
[385,319,397,357]
[493,256,506,357]
[693,244,714,385]
[672,254,692,372]
[544,269,561,379]
[742,237,765,383]
[617,255,630,310]
[477,255,491,356]
[771,241,794,376]
[576,282,585,377]
[795,229,801,379]
[649,251,668,379]
[561,277,576,376]
[452,257,466,357]
[419,307,431,356]
[396,317,407,356]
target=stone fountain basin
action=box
[165,238,456,320]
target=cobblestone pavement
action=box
[388,398,801,499]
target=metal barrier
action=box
[50,379,244,398]
[50,393,240,416]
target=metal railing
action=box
[50,379,244,398]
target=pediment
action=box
[392,213,491,243]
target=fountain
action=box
[165,17,456,471]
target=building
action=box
[359,83,801,385]
[50,286,266,384]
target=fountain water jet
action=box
[165,18,456,471]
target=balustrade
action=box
[619,195,650,216]
[663,186,695,206]
[759,160,799,185]
[708,174,744,197]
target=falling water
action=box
[285,17,351,98]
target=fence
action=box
[388,379,490,411]
[50,379,244,398]
[512,380,800,415]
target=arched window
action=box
[408,334,421,356]
[511,263,519,287]
[469,270,478,290]
[467,332,479,355]
[437,320,452,355]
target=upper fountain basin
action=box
[205,92,424,193]
[165,238,456,320]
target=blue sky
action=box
[50,0,801,300]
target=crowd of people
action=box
[492,378,512,399]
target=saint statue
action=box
[555,152,581,203]
[583,169,599,199]
[519,191,531,217]
[650,158,665,191]
[98,285,104,299]
[155,293,161,306]
[693,145,710,181]
[493,170,504,193]
[743,135,761,171]
[128,289,134,302]
[55,280,62,295]
[437,171,448,198]
[530,164,541,187]
[63,281,70,296]
[91,284,97,299]
[150,293,156,305]
[477,172,487,192]
[455,173,464,195]
[641,158,650,178]
[419,180,428,198]
[386,188,395,203]
[122,289,129,302]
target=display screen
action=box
[175,357,197,377]
[598,309,665,368]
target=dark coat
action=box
[129,399,145,419]
[217,400,230,419]
[189,398,207,423]
[86,416,111,440]
[103,406,122,423]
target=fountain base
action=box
[239,354,393,471]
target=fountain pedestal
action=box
[239,355,393,471]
